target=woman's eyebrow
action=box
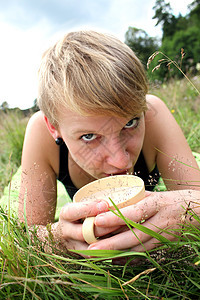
[71,129,97,135]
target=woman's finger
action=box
[89,207,181,251]
[94,194,159,227]
[88,223,152,251]
[59,219,122,244]
[95,191,186,228]
[60,221,84,241]
[60,200,109,222]
[94,225,123,238]
[63,239,90,258]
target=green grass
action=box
[150,76,200,152]
[0,110,28,196]
[0,75,200,299]
[1,206,200,299]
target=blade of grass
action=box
[109,197,171,244]
[22,191,31,300]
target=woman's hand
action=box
[54,199,122,256]
[88,190,200,253]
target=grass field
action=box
[0,75,200,299]
[0,110,29,196]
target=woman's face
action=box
[57,109,145,180]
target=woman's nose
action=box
[104,137,130,169]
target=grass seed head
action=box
[147,51,160,69]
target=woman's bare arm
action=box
[19,111,59,225]
[18,113,110,255]
[144,95,200,191]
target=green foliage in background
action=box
[125,0,200,82]
[150,76,200,152]
[125,27,159,66]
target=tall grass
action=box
[1,206,200,299]
[0,110,28,196]
[148,49,200,153]
[150,76,200,152]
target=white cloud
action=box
[0,20,52,109]
[169,0,192,15]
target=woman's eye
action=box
[81,133,97,142]
[124,118,139,129]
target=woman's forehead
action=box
[58,109,130,134]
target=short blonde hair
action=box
[37,30,148,127]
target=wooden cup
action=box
[73,175,145,244]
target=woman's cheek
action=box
[72,143,104,174]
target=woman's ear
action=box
[44,115,60,139]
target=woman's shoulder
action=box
[146,94,167,111]
[25,111,54,142]
[26,110,46,130]
[145,94,173,124]
[146,94,162,102]
[143,94,172,165]
[22,111,59,172]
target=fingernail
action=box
[95,214,105,225]
[88,245,98,250]
[97,201,108,213]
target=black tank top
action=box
[57,143,160,199]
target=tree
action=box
[125,27,159,66]
[152,0,178,40]
[32,98,39,112]
[0,101,9,112]
[147,0,200,82]
[188,0,200,27]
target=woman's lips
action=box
[105,170,129,176]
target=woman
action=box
[19,30,200,255]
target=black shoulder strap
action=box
[134,152,160,191]
[57,143,78,198]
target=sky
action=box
[0,0,194,110]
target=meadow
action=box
[0,75,200,299]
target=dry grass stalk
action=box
[122,267,156,286]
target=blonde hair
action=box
[37,30,148,127]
